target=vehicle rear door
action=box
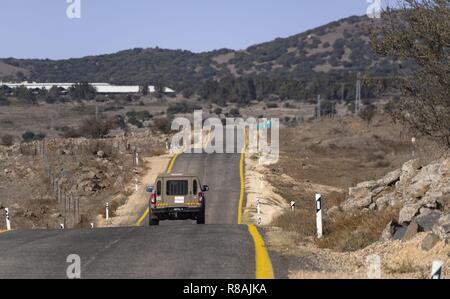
[164,178,190,207]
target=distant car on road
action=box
[147,174,209,225]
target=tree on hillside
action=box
[371,0,450,147]
[359,103,377,127]
[69,82,97,100]
[46,86,62,103]
[16,86,37,104]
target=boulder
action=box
[439,158,450,177]
[406,163,441,198]
[342,186,373,211]
[393,225,408,240]
[376,193,402,209]
[432,221,450,241]
[438,214,450,224]
[414,209,442,232]
[402,221,421,241]
[398,203,421,224]
[400,159,421,183]
[356,180,379,190]
[421,233,440,251]
[375,195,392,210]
[419,192,442,209]
[381,220,398,241]
[380,169,401,186]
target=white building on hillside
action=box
[0,81,175,94]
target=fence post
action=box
[315,194,323,238]
[68,197,71,228]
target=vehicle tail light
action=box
[198,192,204,204]
[150,194,157,208]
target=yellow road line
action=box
[167,153,178,174]
[135,153,179,226]
[136,207,149,226]
[237,151,245,225]
[248,225,274,279]
[239,131,273,279]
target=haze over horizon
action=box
[0,0,373,60]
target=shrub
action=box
[359,104,377,126]
[153,117,172,133]
[1,134,14,146]
[79,117,113,139]
[167,102,201,115]
[0,97,10,106]
[22,131,35,142]
[34,133,46,141]
[266,103,279,109]
[213,107,223,115]
[228,108,240,117]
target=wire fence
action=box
[18,135,145,229]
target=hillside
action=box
[0,15,407,99]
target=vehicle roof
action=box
[156,174,200,179]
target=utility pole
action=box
[355,72,362,115]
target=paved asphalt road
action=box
[141,152,241,226]
[0,130,272,279]
[0,226,254,279]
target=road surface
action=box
[0,130,273,279]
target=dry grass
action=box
[275,115,414,190]
[384,258,419,275]
[316,208,400,252]
[272,210,317,241]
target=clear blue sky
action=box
[0,0,372,59]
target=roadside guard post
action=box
[106,203,109,220]
[315,194,323,238]
[290,201,295,212]
[431,260,443,279]
[5,208,11,231]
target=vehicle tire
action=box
[196,211,205,225]
[149,217,159,226]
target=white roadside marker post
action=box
[135,152,139,166]
[431,260,443,279]
[315,194,323,238]
[60,223,65,229]
[90,223,94,229]
[5,208,11,231]
[367,254,381,279]
[105,203,109,220]
[256,198,261,216]
[291,201,296,212]
[135,178,139,192]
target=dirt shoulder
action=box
[243,153,288,225]
[101,154,172,227]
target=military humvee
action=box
[147,174,209,225]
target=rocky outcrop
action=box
[340,157,450,242]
